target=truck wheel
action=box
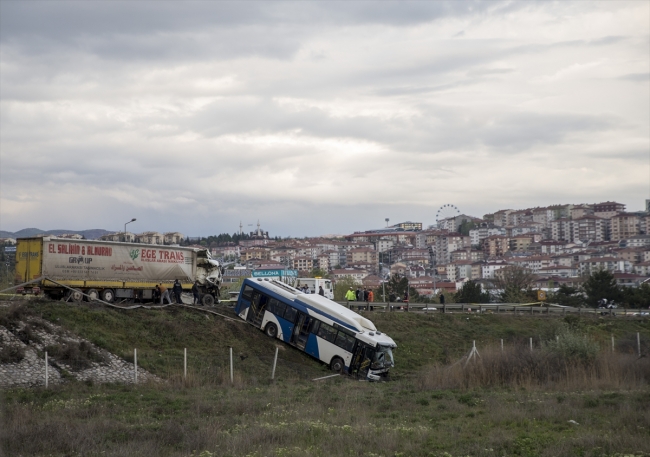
[265,323,278,338]
[202,294,215,306]
[67,289,84,302]
[101,289,115,303]
[330,357,345,374]
[86,289,99,301]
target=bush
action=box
[544,325,599,364]
[45,341,107,371]
[0,344,25,364]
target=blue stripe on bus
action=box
[304,333,320,359]
[277,318,294,343]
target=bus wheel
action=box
[265,323,278,338]
[202,294,215,306]
[100,289,115,303]
[86,289,99,301]
[330,357,345,374]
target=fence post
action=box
[45,351,49,389]
[530,337,533,352]
[496,305,499,314]
[479,305,483,314]
[611,335,615,353]
[184,348,187,379]
[530,305,534,315]
[461,304,465,313]
[271,347,278,380]
[500,339,503,352]
[443,303,446,313]
[638,332,641,357]
[230,347,234,385]
[134,348,138,384]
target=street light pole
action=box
[124,218,136,242]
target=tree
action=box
[454,280,490,303]
[334,277,358,301]
[549,284,585,308]
[619,282,650,309]
[493,265,536,303]
[385,274,421,302]
[582,269,621,308]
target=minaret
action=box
[257,220,261,237]
[239,221,243,236]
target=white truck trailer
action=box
[15,237,223,305]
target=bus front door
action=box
[350,343,373,379]
[291,312,311,350]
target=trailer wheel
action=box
[330,357,345,374]
[66,289,84,302]
[101,289,115,303]
[265,323,278,338]
[202,294,215,306]
[86,289,99,301]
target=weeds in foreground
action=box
[417,345,650,391]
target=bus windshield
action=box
[371,345,394,370]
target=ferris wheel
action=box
[436,204,460,224]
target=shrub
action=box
[544,325,599,364]
[0,344,25,364]
[45,341,107,371]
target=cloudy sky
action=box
[1,1,648,237]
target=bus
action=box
[235,277,396,380]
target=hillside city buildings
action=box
[213,200,650,296]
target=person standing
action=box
[192,281,200,305]
[318,285,325,296]
[368,289,374,311]
[439,293,445,305]
[172,279,183,304]
[345,287,356,302]
[157,284,171,305]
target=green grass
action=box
[1,300,650,456]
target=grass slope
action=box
[1,300,650,457]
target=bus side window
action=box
[334,331,355,352]
[317,322,336,343]
[242,285,254,300]
[309,320,321,334]
[268,298,279,314]
[275,301,286,317]
[283,306,297,323]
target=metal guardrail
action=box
[334,301,642,316]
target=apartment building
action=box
[578,257,632,275]
[469,226,506,246]
[292,256,314,271]
[571,215,607,243]
[485,235,509,257]
[593,201,626,219]
[435,234,470,264]
[610,213,642,241]
[550,218,572,241]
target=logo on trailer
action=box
[129,249,140,260]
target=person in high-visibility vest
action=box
[345,287,356,301]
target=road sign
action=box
[537,290,547,301]
[251,269,298,278]
[4,246,16,253]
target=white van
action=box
[296,278,334,299]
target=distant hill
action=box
[0,228,112,240]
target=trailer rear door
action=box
[15,238,44,284]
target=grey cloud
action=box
[618,73,650,82]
